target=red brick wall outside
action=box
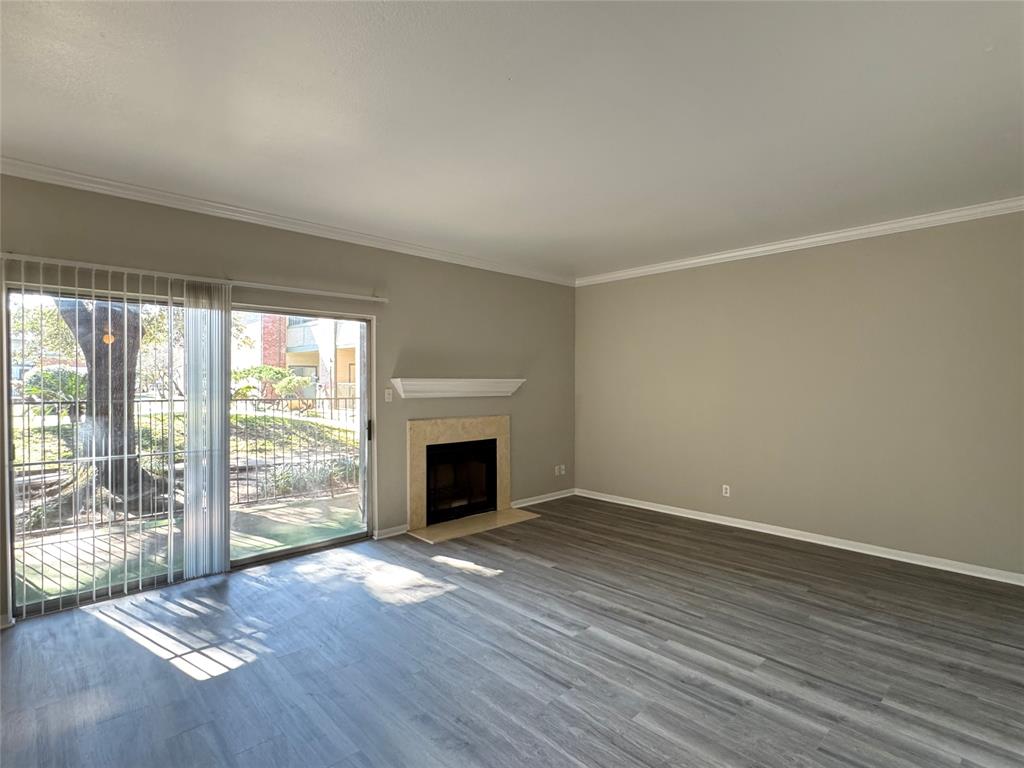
[260,314,287,368]
[260,314,287,397]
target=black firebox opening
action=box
[426,438,498,525]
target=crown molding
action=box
[5,158,1019,291]
[0,157,576,287]
[575,195,1024,287]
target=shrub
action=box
[257,456,358,498]
[232,365,312,399]
[23,367,88,413]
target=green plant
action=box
[23,367,88,405]
[232,365,311,398]
[271,374,312,398]
[231,384,259,400]
[232,365,290,386]
[257,456,358,498]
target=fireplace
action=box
[407,415,511,531]
[426,439,498,524]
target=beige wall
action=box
[336,348,356,384]
[576,213,1024,573]
[0,176,575,549]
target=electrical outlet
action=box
[560,464,566,476]
[384,388,393,403]
[722,484,730,498]
[554,464,566,476]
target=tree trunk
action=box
[56,298,169,518]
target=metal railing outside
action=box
[9,393,362,610]
[10,394,361,530]
[227,396,361,508]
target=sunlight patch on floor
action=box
[86,595,271,681]
[431,555,503,577]
[307,550,456,605]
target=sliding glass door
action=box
[228,310,369,562]
[4,257,373,617]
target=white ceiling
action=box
[2,2,1022,285]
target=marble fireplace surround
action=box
[407,415,511,531]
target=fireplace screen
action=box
[426,438,498,525]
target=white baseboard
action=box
[512,489,577,508]
[373,524,409,540]
[574,489,1024,587]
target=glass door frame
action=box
[227,303,376,569]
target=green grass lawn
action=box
[11,409,357,467]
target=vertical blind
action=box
[183,281,231,579]
[2,255,231,617]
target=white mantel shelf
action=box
[390,378,526,399]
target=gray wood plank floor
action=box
[2,495,1023,767]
